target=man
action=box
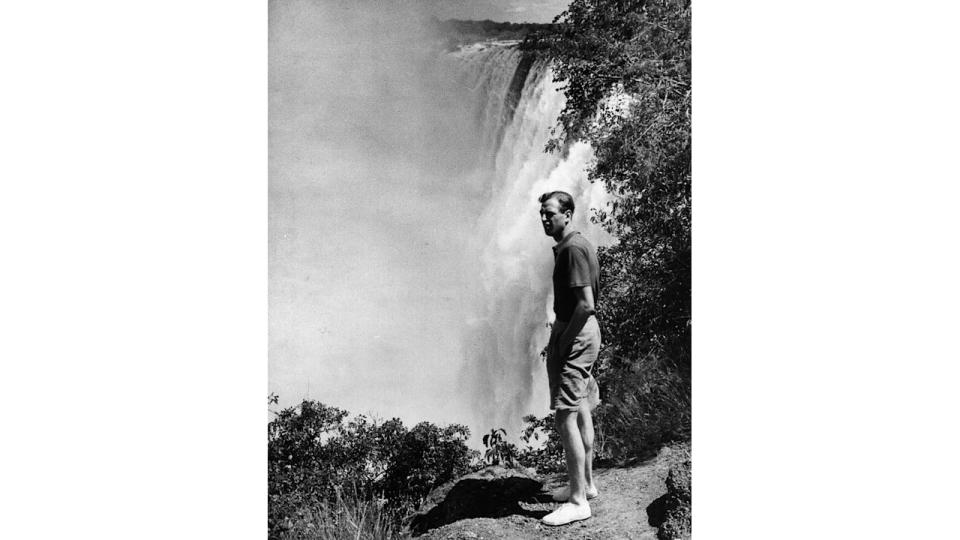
[538,190,602,527]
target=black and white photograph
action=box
[6,1,960,539]
[269,0,690,538]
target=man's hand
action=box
[556,285,595,356]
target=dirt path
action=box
[413,445,687,539]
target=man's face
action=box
[540,198,569,237]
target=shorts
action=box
[547,315,601,411]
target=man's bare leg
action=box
[577,401,599,496]
[543,408,591,525]
[557,409,587,504]
[552,402,599,501]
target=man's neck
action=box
[553,228,576,243]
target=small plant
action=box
[482,428,518,466]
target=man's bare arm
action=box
[556,285,595,357]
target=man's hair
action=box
[539,190,575,216]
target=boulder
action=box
[408,465,543,536]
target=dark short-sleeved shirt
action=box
[552,231,600,322]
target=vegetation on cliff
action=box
[267,396,477,538]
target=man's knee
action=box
[581,432,593,452]
[576,408,594,448]
[576,401,591,420]
[579,419,594,446]
[555,408,575,431]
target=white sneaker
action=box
[551,485,599,502]
[542,502,591,526]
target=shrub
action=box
[515,414,566,473]
[379,422,477,510]
[598,352,691,461]
[268,398,478,539]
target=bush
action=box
[379,422,477,510]
[515,414,566,473]
[598,354,691,461]
[268,398,478,539]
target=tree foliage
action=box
[534,0,692,459]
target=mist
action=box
[270,0,491,424]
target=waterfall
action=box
[446,43,610,441]
[269,0,609,445]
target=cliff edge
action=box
[409,443,691,540]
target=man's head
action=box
[539,191,575,240]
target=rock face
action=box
[647,458,692,540]
[410,444,690,540]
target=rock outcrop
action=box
[647,458,692,540]
[410,444,690,540]
[409,465,544,536]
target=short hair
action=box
[538,190,575,216]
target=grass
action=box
[277,488,407,540]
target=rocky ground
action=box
[409,444,690,540]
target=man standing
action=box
[538,191,602,526]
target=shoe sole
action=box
[542,513,591,526]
